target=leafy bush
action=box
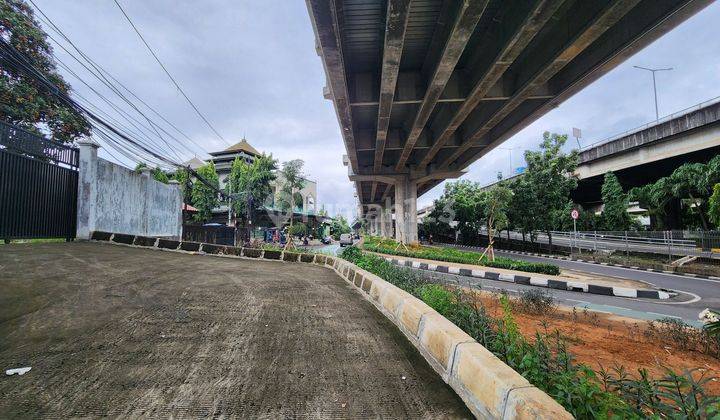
[418,284,455,315]
[339,245,719,418]
[363,237,559,275]
[288,223,307,237]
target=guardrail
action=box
[478,229,720,260]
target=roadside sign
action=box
[571,209,579,220]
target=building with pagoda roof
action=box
[204,138,319,223]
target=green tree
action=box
[227,154,277,226]
[151,167,169,184]
[0,0,90,142]
[134,162,169,184]
[278,159,304,212]
[523,132,579,248]
[424,191,455,240]
[600,172,633,231]
[172,167,193,205]
[480,185,513,261]
[277,159,305,248]
[670,163,712,230]
[630,157,720,230]
[331,215,351,239]
[448,180,485,244]
[630,178,674,229]
[288,222,308,237]
[190,161,219,223]
[507,177,539,242]
[708,184,720,228]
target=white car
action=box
[339,233,353,247]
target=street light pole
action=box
[633,65,673,121]
[497,146,520,177]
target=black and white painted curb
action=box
[383,256,672,300]
[439,242,720,281]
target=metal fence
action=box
[491,228,720,263]
[0,122,79,241]
[555,230,720,258]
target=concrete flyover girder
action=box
[308,0,712,241]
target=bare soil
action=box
[0,242,471,418]
[475,293,720,395]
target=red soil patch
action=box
[476,293,720,395]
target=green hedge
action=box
[362,237,560,275]
[340,246,719,418]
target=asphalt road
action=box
[307,241,715,325]
[487,249,719,325]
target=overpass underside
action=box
[307,0,710,242]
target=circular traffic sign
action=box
[571,209,579,220]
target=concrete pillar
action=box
[76,139,99,239]
[380,204,389,238]
[394,175,417,243]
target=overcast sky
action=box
[32,1,720,217]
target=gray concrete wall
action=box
[77,140,182,239]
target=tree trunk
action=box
[691,194,710,231]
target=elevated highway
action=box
[306,0,711,242]
[573,98,720,207]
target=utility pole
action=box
[633,65,673,121]
[497,146,520,178]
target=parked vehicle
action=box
[339,233,353,247]
[321,236,333,244]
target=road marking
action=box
[645,289,701,305]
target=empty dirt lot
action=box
[0,242,470,418]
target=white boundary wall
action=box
[76,140,182,239]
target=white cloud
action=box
[33,1,720,216]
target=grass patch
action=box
[340,245,719,418]
[363,236,560,275]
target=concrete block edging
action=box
[384,256,671,300]
[88,231,572,419]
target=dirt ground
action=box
[0,242,471,418]
[475,293,720,395]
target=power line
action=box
[0,38,224,197]
[26,1,194,162]
[112,0,229,146]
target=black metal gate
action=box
[0,122,79,241]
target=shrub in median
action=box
[339,246,719,418]
[363,237,559,275]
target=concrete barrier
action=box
[327,261,573,419]
[89,231,573,419]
